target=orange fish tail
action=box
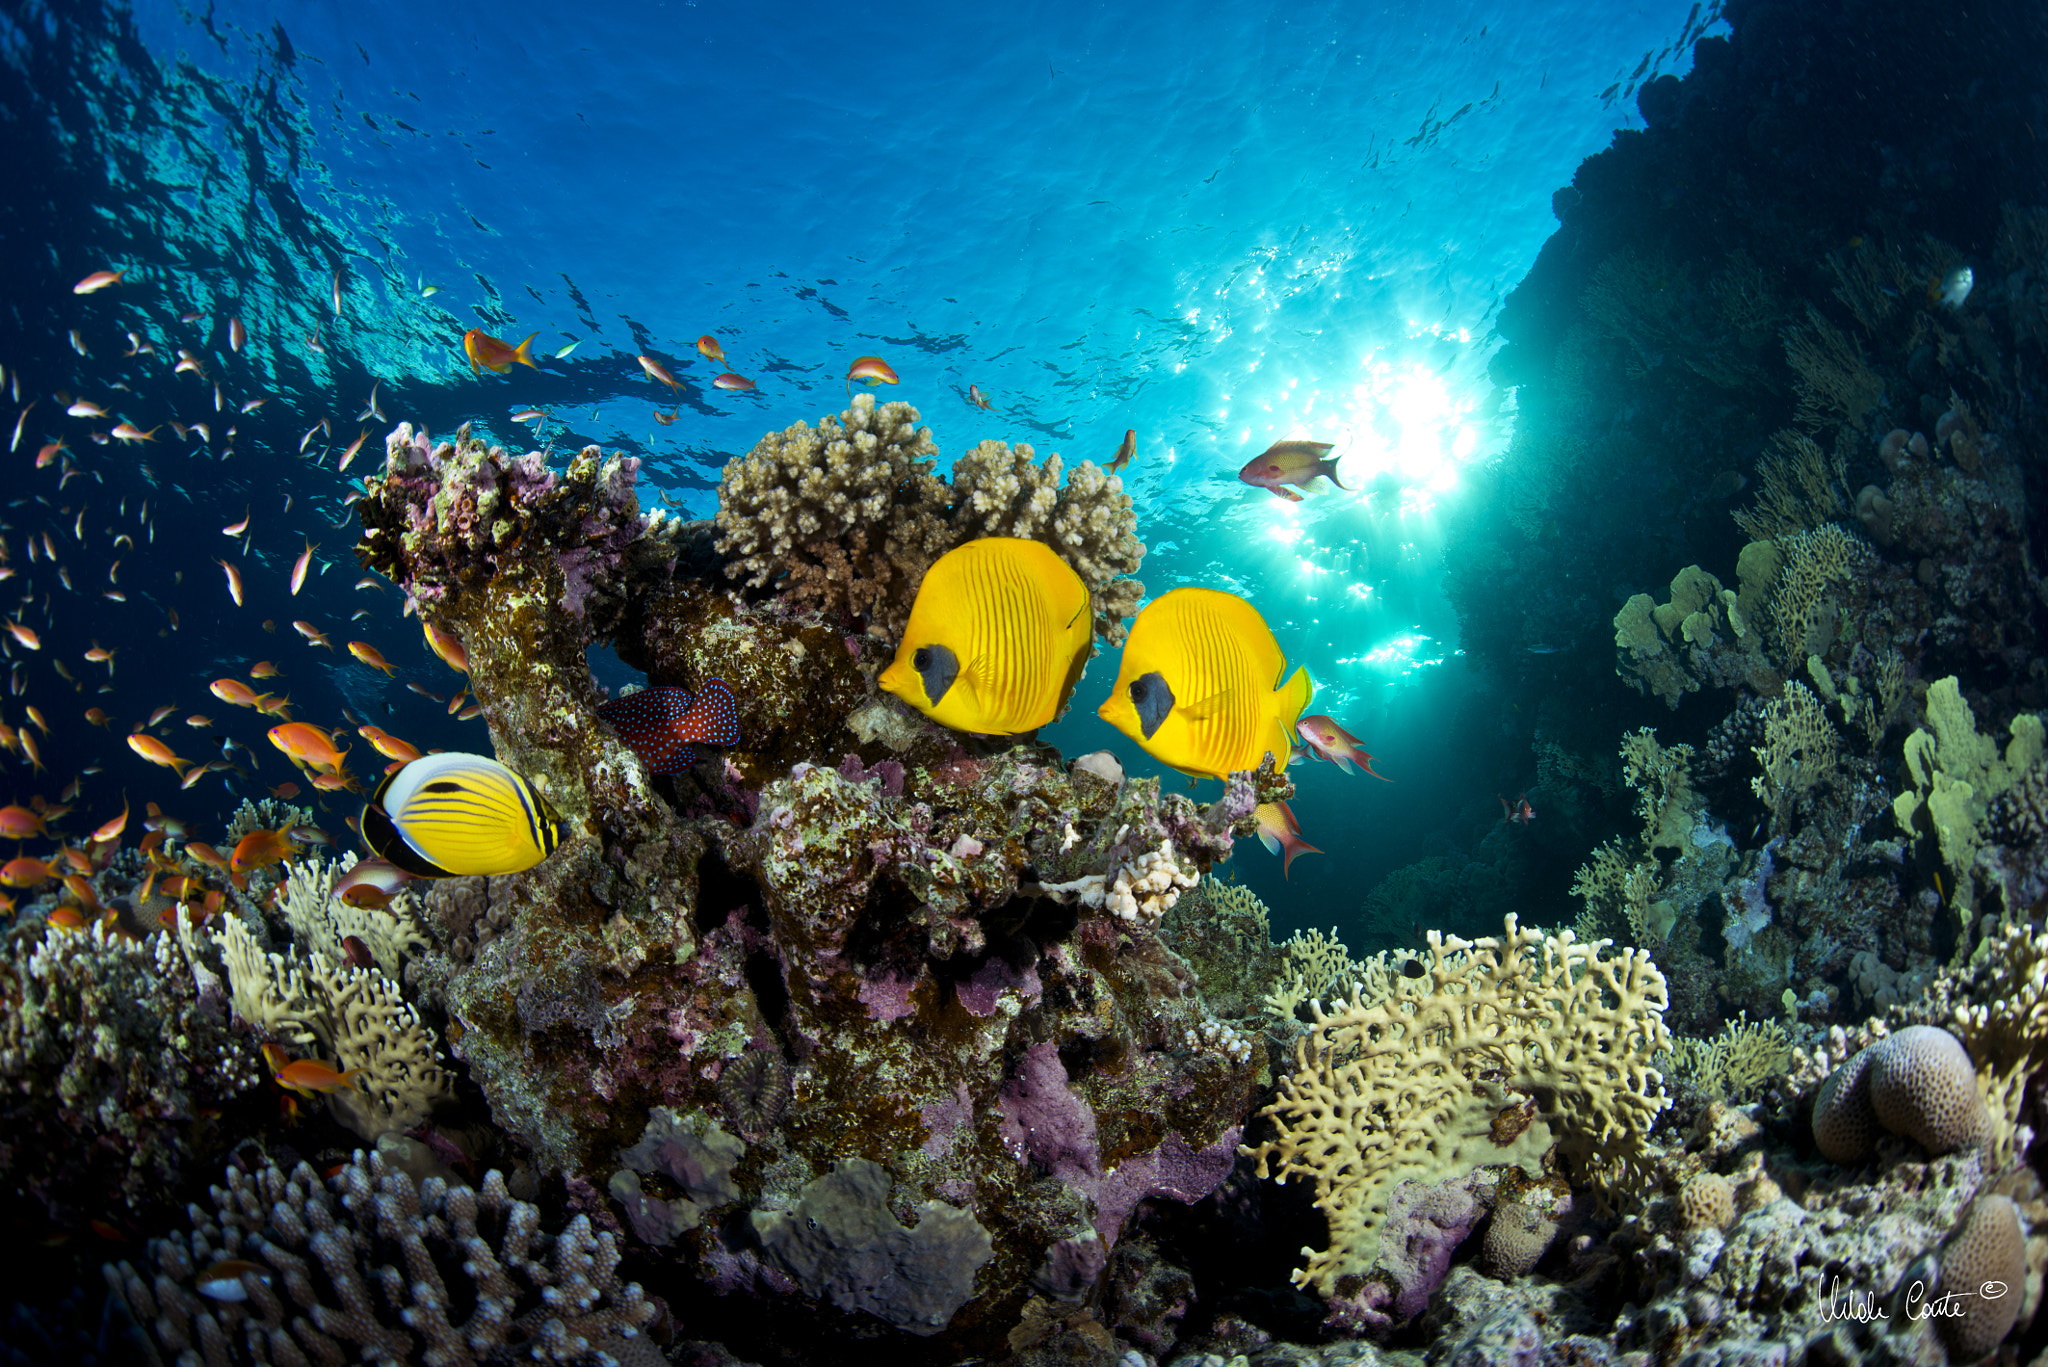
[1281,832,1322,880]
[513,332,541,369]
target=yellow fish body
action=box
[361,751,563,877]
[1097,587,1311,779]
[880,537,1093,735]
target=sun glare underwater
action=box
[5,0,2048,1363]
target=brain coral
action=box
[1869,1024,1987,1154]
[1811,1024,1983,1164]
[1677,1172,1735,1231]
[1939,1194,2026,1359]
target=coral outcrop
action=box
[714,395,1145,646]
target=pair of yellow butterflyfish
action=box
[879,537,1310,780]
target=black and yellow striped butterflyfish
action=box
[879,537,1093,735]
[360,752,563,877]
[1096,586,1312,780]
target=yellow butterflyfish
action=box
[1097,586,1311,780]
[880,537,1092,736]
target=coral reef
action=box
[714,395,1145,646]
[1244,916,1670,1309]
[103,1147,656,1365]
[342,398,1283,1355]
[0,919,263,1234]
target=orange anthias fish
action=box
[290,540,317,596]
[0,804,48,839]
[967,384,992,411]
[357,724,422,763]
[229,827,298,877]
[217,559,244,607]
[846,355,898,397]
[332,856,413,909]
[637,354,680,390]
[1238,439,1350,502]
[293,620,333,649]
[209,678,264,708]
[126,733,190,776]
[268,722,349,775]
[73,268,126,294]
[1254,800,1322,880]
[422,620,469,673]
[272,1056,362,1098]
[2,855,51,889]
[696,335,726,365]
[92,802,129,843]
[337,428,370,473]
[712,373,756,393]
[1294,715,1389,780]
[1108,429,1136,475]
[463,329,540,376]
[347,642,396,676]
[250,660,283,679]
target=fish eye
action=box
[1129,678,1148,701]
[913,647,932,671]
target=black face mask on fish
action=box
[1129,671,1174,738]
[912,643,960,707]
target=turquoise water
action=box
[5,0,1718,926]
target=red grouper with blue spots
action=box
[595,679,741,774]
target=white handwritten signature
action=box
[1816,1273,2008,1324]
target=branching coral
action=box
[278,855,428,979]
[1750,680,1838,814]
[0,921,262,1223]
[1765,524,1872,671]
[218,916,451,1140]
[103,1148,656,1365]
[715,394,954,642]
[951,442,1147,641]
[1661,1013,1791,1104]
[1260,926,1364,1023]
[1570,729,1730,948]
[714,395,1146,645]
[1243,915,1670,1298]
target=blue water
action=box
[4,0,1719,931]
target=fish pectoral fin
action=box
[1177,686,1240,722]
[1268,486,1304,502]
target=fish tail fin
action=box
[514,332,540,368]
[1362,756,1392,782]
[1320,455,1352,491]
[1273,667,1313,750]
[1281,831,1321,879]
